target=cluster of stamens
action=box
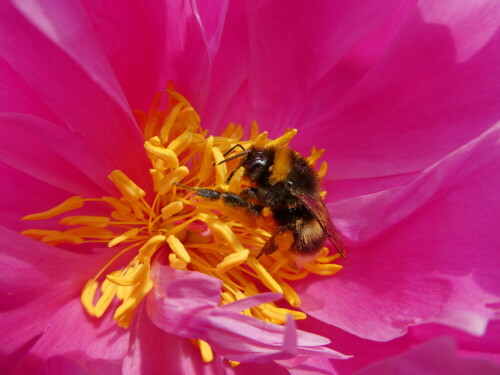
[22,90,342,362]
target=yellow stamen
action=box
[23,90,343,361]
[301,262,343,276]
[41,233,84,245]
[199,213,245,252]
[169,253,188,270]
[108,228,140,247]
[211,147,227,186]
[95,279,117,318]
[22,196,84,220]
[246,258,283,294]
[21,229,61,239]
[167,234,191,263]
[227,166,245,193]
[265,128,297,148]
[107,263,147,286]
[108,170,146,200]
[161,201,184,219]
[158,166,189,194]
[102,196,132,214]
[144,141,179,169]
[59,216,110,227]
[199,340,214,363]
[279,279,301,308]
[81,279,99,315]
[138,234,167,258]
[216,250,249,274]
[253,131,268,148]
[64,226,113,238]
[306,146,325,166]
[318,161,328,178]
[260,304,306,322]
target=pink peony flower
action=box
[1,0,500,374]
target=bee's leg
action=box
[257,227,296,258]
[217,191,263,216]
[175,183,263,216]
[240,187,259,200]
[257,235,278,258]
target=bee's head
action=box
[218,145,274,184]
[242,147,273,181]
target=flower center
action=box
[22,90,342,359]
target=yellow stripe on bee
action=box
[270,147,291,184]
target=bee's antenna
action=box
[213,144,249,166]
[223,144,247,157]
[217,150,249,165]
[173,182,195,191]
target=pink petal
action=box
[33,298,129,359]
[80,0,212,111]
[285,357,339,375]
[323,171,419,202]
[0,57,58,122]
[193,0,229,58]
[147,266,347,363]
[0,227,129,367]
[229,361,290,375]
[123,306,216,375]
[19,353,122,375]
[1,113,133,232]
[202,0,410,135]
[1,162,74,231]
[1,114,114,197]
[311,0,500,179]
[125,306,292,375]
[297,123,500,340]
[295,316,500,374]
[0,0,150,186]
[356,337,500,375]
[409,321,500,365]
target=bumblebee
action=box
[177,144,345,258]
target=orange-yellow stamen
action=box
[22,196,84,220]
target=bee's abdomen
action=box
[291,218,326,255]
[274,208,326,255]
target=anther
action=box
[167,234,191,263]
[22,196,84,220]
[301,262,343,276]
[108,228,140,247]
[161,201,184,219]
[198,340,214,363]
[144,141,179,169]
[246,258,283,294]
[216,250,250,274]
[109,170,146,200]
[59,216,110,227]
[158,166,189,194]
[81,279,99,316]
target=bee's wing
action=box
[296,193,345,258]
